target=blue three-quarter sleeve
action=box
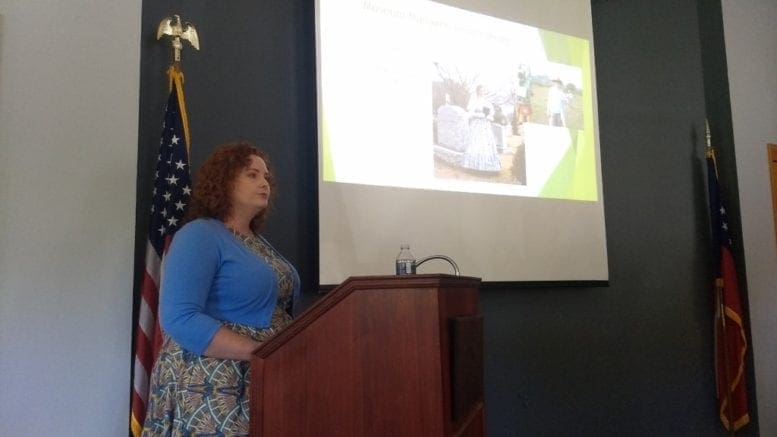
[159,221,224,355]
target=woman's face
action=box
[230,154,271,216]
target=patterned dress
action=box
[462,96,501,172]
[142,232,295,437]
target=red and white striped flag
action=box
[130,67,192,436]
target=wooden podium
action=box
[250,274,485,437]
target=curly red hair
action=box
[187,142,275,232]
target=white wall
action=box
[0,1,140,435]
[722,2,777,435]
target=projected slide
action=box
[320,0,598,201]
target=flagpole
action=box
[130,15,200,437]
[157,15,198,157]
[706,120,736,437]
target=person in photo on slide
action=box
[462,85,501,172]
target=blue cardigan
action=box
[159,218,300,355]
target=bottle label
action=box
[396,260,416,275]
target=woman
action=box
[142,142,300,436]
[462,85,501,172]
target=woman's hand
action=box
[202,326,261,361]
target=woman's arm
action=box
[160,222,230,356]
[161,221,271,361]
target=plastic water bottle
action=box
[395,244,416,275]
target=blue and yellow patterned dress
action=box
[142,231,297,437]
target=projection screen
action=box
[316,0,608,284]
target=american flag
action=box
[706,148,749,432]
[130,70,192,436]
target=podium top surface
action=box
[338,273,481,289]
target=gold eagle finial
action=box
[157,15,200,64]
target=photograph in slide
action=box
[431,60,584,189]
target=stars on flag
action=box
[148,92,192,244]
[717,201,733,244]
[710,163,735,249]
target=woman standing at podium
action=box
[142,142,300,436]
